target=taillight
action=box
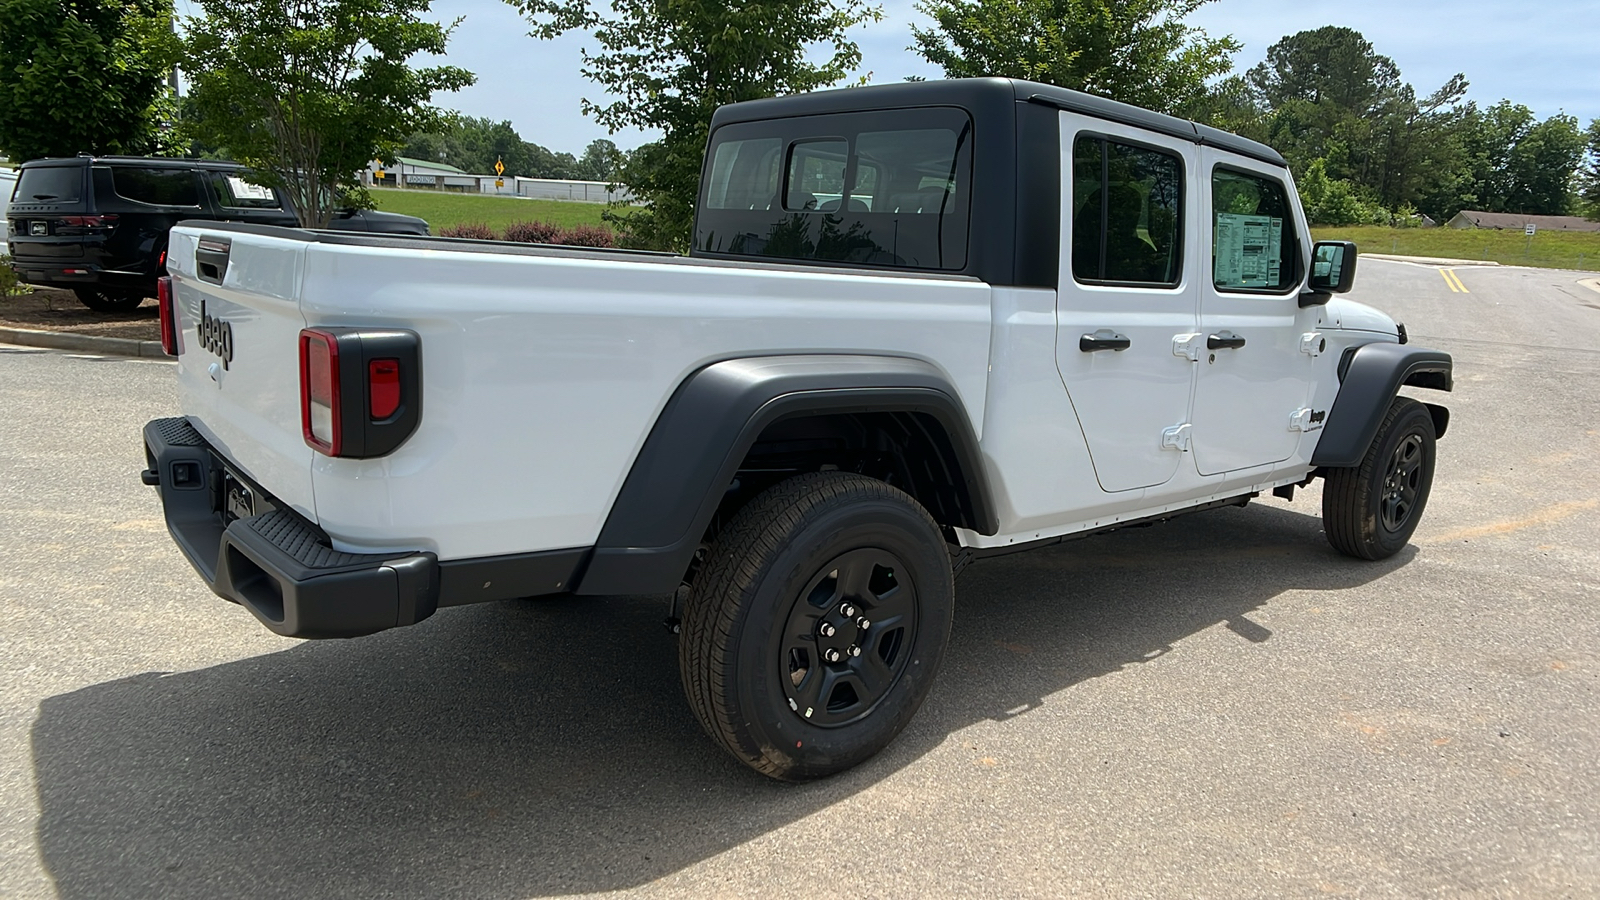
[369,358,401,419]
[300,330,342,455]
[53,214,118,235]
[156,276,177,355]
[299,329,421,458]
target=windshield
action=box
[16,166,84,203]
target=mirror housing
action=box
[1309,240,1357,293]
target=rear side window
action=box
[16,166,84,203]
[697,107,973,270]
[110,167,200,207]
[1071,136,1183,286]
[1211,167,1296,293]
[210,173,280,209]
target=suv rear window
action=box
[16,166,84,203]
[110,166,201,207]
[696,107,973,270]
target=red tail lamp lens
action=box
[156,276,177,355]
[299,330,341,455]
[368,359,401,420]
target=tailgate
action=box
[167,225,316,520]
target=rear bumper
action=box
[8,255,152,293]
[142,416,438,638]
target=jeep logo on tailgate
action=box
[197,299,234,369]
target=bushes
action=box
[0,255,26,296]
[440,219,618,247]
[503,220,562,243]
[438,222,496,239]
[1297,159,1393,227]
[555,224,615,248]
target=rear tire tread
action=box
[678,471,942,780]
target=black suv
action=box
[5,156,429,311]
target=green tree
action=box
[574,138,621,182]
[181,0,474,227]
[509,0,882,250]
[1247,27,1473,218]
[1457,102,1585,215]
[0,0,180,161]
[909,0,1239,116]
[402,115,539,176]
[1579,119,1600,220]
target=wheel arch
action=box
[574,355,997,596]
[1312,341,1453,469]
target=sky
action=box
[373,0,1600,155]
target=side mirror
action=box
[1309,240,1356,293]
[1300,240,1357,308]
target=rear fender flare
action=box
[575,355,996,596]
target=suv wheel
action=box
[678,471,954,781]
[1322,397,1437,560]
[72,288,145,313]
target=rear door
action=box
[1054,113,1198,493]
[1190,151,1315,475]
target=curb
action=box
[1360,253,1502,267]
[0,325,167,358]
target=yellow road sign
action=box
[495,178,504,188]
[494,158,505,176]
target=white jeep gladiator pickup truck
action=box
[141,78,1452,781]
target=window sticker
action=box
[226,177,273,201]
[1214,212,1282,288]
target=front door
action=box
[1055,114,1198,493]
[1191,151,1315,476]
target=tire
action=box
[1322,397,1437,560]
[679,471,954,782]
[72,287,145,313]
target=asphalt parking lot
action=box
[2,258,1597,898]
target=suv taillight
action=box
[156,276,177,355]
[53,214,117,235]
[299,328,421,458]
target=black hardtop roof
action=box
[20,155,247,171]
[710,77,1286,168]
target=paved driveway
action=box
[2,259,1597,898]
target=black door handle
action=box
[1207,331,1245,350]
[1080,331,1131,352]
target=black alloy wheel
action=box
[678,471,954,782]
[1380,433,1426,533]
[779,547,918,728]
[1323,396,1437,560]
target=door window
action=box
[1211,168,1297,293]
[110,167,200,206]
[210,173,281,209]
[1071,136,1183,286]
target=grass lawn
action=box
[370,188,610,234]
[1312,225,1600,272]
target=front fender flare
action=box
[576,355,995,596]
[1311,341,1453,468]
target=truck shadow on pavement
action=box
[33,502,1407,898]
